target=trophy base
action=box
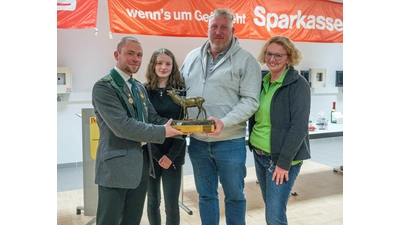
[172,120,215,133]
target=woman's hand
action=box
[272,165,289,185]
[158,155,173,169]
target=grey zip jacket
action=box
[180,36,261,142]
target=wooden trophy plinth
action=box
[171,120,215,133]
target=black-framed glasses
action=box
[265,52,288,60]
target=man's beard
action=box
[210,37,231,53]
[211,43,225,53]
[125,65,139,74]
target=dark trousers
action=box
[147,159,182,225]
[96,151,150,225]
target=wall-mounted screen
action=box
[300,70,311,87]
[335,70,343,87]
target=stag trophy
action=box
[166,88,214,133]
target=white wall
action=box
[57,0,343,165]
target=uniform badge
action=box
[128,94,134,104]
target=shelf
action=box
[312,87,342,94]
[309,123,343,139]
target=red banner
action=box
[57,0,98,29]
[108,0,342,43]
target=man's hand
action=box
[202,116,224,136]
[164,119,183,137]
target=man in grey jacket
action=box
[180,8,261,225]
[92,36,182,225]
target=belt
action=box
[253,147,271,157]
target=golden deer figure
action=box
[166,88,207,120]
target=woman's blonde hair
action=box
[257,36,302,67]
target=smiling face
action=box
[154,53,173,85]
[208,15,235,54]
[114,40,143,75]
[265,42,290,77]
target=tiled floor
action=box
[57,136,343,192]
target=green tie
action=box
[128,78,144,122]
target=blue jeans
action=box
[253,151,302,225]
[188,137,247,225]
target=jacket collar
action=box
[281,66,299,86]
[110,68,126,87]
